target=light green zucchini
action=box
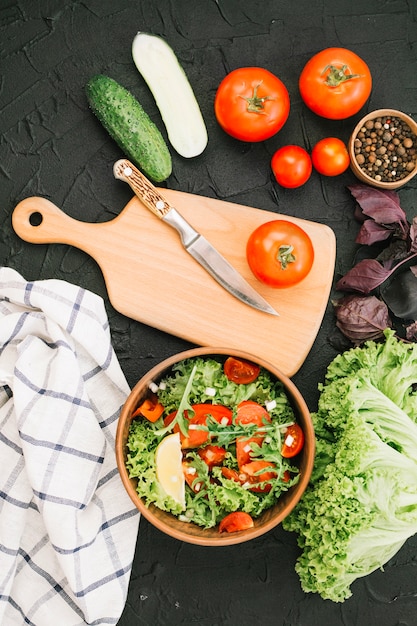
[132,32,208,159]
[86,74,172,182]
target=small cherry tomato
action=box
[219,511,254,533]
[281,423,305,458]
[164,404,233,448]
[246,220,314,288]
[221,467,245,484]
[240,460,277,492]
[271,145,312,188]
[299,47,372,119]
[182,462,204,493]
[235,401,271,468]
[224,357,260,384]
[214,67,290,142]
[235,401,271,426]
[198,444,227,468]
[311,137,350,176]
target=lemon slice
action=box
[155,432,186,510]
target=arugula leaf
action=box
[154,364,198,437]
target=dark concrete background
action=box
[2,1,417,624]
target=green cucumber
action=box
[86,74,172,182]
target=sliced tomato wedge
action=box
[235,401,271,467]
[198,444,227,468]
[235,400,270,426]
[224,357,261,384]
[164,404,233,449]
[181,413,209,448]
[241,460,277,482]
[219,511,254,533]
[281,423,305,458]
[240,460,277,492]
[220,463,275,493]
[182,461,204,493]
[221,466,247,484]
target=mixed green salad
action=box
[125,355,305,530]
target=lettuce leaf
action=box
[283,329,417,602]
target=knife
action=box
[113,159,279,316]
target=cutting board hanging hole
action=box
[29,212,43,227]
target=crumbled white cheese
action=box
[284,434,294,447]
[148,382,159,394]
[205,387,216,396]
[265,399,276,411]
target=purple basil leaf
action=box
[380,268,417,320]
[336,259,391,293]
[348,185,409,242]
[356,220,393,245]
[333,295,392,345]
[348,184,405,224]
[376,239,410,264]
[353,203,367,223]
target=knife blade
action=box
[113,159,279,316]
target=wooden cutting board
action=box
[12,190,336,377]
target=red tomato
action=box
[164,404,233,448]
[311,137,350,176]
[281,423,305,458]
[224,357,260,384]
[219,511,254,533]
[235,401,271,468]
[246,220,314,288]
[240,460,277,492]
[271,145,312,188]
[299,48,372,119]
[221,464,288,491]
[198,445,227,468]
[221,464,273,493]
[221,467,244,483]
[214,67,290,142]
[235,401,270,426]
[182,461,204,493]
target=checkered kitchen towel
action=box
[0,267,140,625]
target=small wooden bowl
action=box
[348,108,417,189]
[116,347,315,546]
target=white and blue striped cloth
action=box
[0,267,140,625]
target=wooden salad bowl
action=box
[115,347,315,546]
